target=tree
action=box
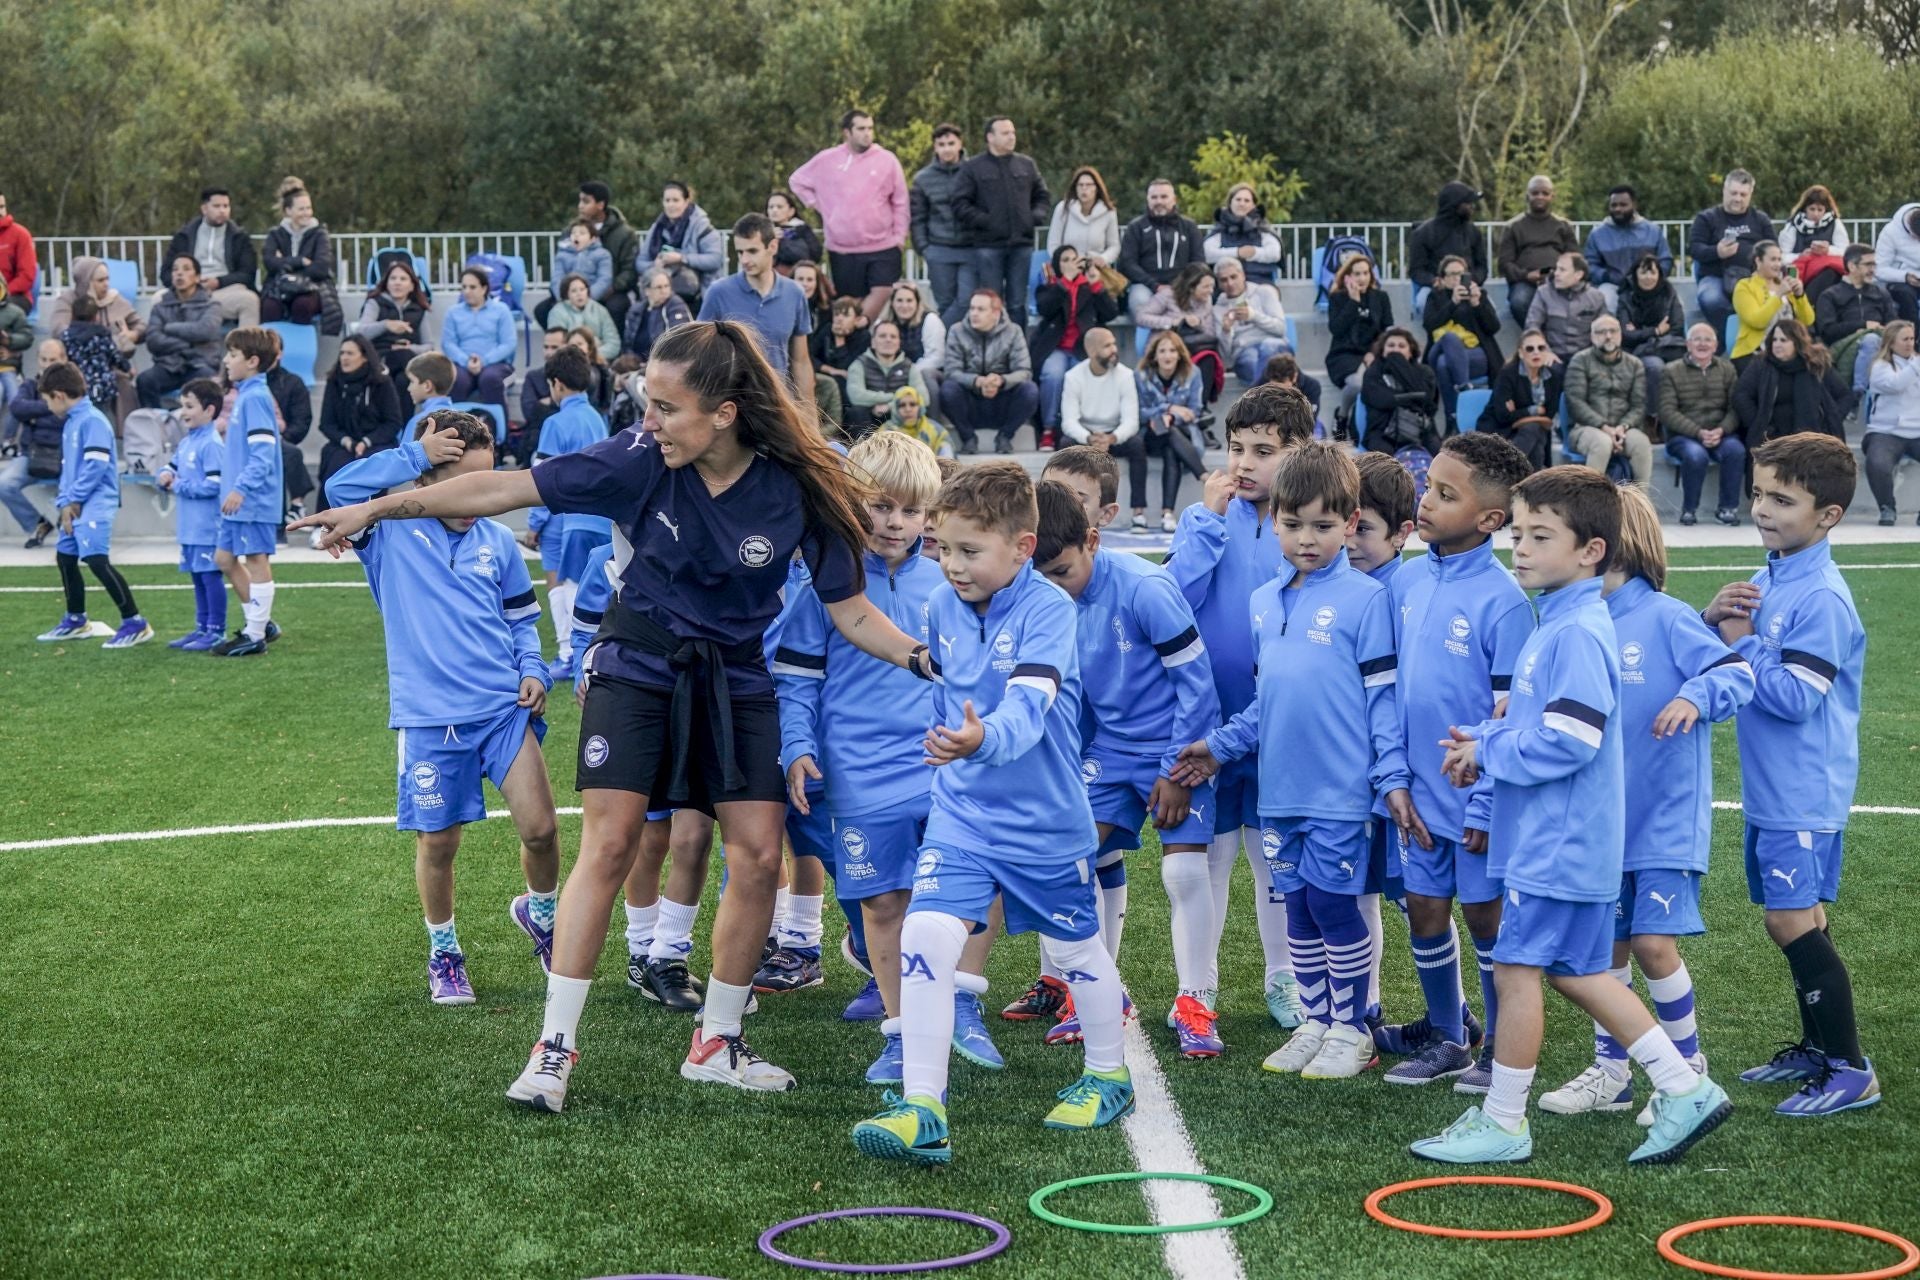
[1177,133,1307,224]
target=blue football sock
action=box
[1284,889,1329,1025]
[196,570,226,632]
[1410,925,1468,1044]
[1306,885,1370,1030]
[1472,932,1499,1045]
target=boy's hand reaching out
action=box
[924,700,985,765]
[1170,739,1220,786]
[1652,695,1702,738]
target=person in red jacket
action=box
[0,193,37,311]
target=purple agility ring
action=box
[757,1206,1012,1274]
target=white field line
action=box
[1118,1018,1247,1280]
[0,581,371,593]
[1666,563,1919,572]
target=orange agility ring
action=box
[1364,1175,1613,1241]
[1657,1216,1920,1280]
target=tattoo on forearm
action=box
[388,499,427,519]
[851,612,867,628]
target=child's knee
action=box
[414,828,461,867]
[1629,933,1680,973]
[1460,898,1501,937]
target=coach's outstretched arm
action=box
[291,469,541,553]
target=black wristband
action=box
[908,643,932,681]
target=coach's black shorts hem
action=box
[829,248,902,298]
[575,676,786,814]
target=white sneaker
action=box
[1262,1023,1327,1075]
[1539,1063,1633,1115]
[680,1028,796,1092]
[1302,1023,1379,1079]
[506,1037,577,1113]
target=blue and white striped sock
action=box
[1410,925,1468,1044]
[1471,932,1500,1044]
[1593,964,1633,1079]
[1284,890,1329,1025]
[1646,962,1703,1067]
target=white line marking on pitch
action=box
[1118,1018,1248,1280]
[1666,564,1918,572]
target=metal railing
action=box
[31,217,1898,298]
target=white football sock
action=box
[780,893,823,950]
[1359,892,1384,1011]
[1203,831,1240,991]
[1485,1061,1535,1133]
[1044,932,1125,1074]
[1245,830,1293,985]
[250,581,275,638]
[241,592,268,640]
[770,887,791,942]
[899,911,967,1102]
[1628,1026,1700,1096]
[549,581,576,660]
[624,902,658,954]
[1096,850,1128,961]
[702,977,752,1039]
[540,973,591,1048]
[648,896,699,963]
[1161,851,1215,995]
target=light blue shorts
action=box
[1084,753,1216,853]
[832,797,929,900]
[1400,834,1503,905]
[1744,824,1843,909]
[1615,868,1706,939]
[1259,817,1373,897]
[55,500,118,558]
[179,542,219,575]
[217,519,277,557]
[396,705,544,833]
[1493,888,1614,977]
[908,845,1099,942]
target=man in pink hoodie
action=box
[790,110,910,323]
[0,194,37,312]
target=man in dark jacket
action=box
[1814,244,1897,392]
[2,337,64,544]
[136,255,224,408]
[1409,181,1486,302]
[1495,175,1577,325]
[265,359,314,528]
[911,123,974,327]
[951,117,1050,330]
[575,181,639,332]
[1117,179,1205,325]
[169,187,260,327]
[1687,168,1774,334]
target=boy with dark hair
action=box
[1040,445,1121,531]
[33,362,149,647]
[155,378,229,649]
[530,344,613,680]
[1350,452,1416,583]
[404,352,457,435]
[1177,442,1416,1077]
[1034,480,1222,1057]
[325,409,561,1005]
[1376,431,1534,1089]
[854,461,1130,1164]
[1413,466,1732,1166]
[1706,433,1878,1114]
[212,328,284,657]
[1153,381,1314,1032]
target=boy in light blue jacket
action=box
[155,378,229,649]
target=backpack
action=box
[1394,446,1434,508]
[121,408,185,476]
[466,252,519,310]
[1315,236,1378,312]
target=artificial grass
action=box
[2,548,1915,1278]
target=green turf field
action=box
[3,545,1916,1279]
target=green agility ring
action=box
[1028,1172,1274,1235]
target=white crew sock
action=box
[540,973,592,1048]
[899,911,968,1102]
[1095,850,1128,961]
[1359,892,1384,1012]
[648,896,699,963]
[241,591,268,641]
[770,887,791,943]
[624,902,658,954]
[780,892,823,950]
[1203,831,1241,991]
[702,977,752,1039]
[1161,851,1215,995]
[1245,830,1293,985]
[1485,1061,1536,1133]
[550,581,576,660]
[1044,932,1126,1074]
[250,581,275,639]
[1628,1026,1700,1096]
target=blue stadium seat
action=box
[1285,315,1299,353]
[1556,400,1582,464]
[102,257,142,301]
[1724,312,1739,356]
[1454,387,1492,433]
[1028,252,1047,301]
[264,321,319,386]
[452,401,507,441]
[367,246,431,292]
[469,252,539,361]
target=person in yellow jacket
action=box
[1730,240,1813,362]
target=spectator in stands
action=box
[1204,183,1282,287]
[355,259,430,382]
[639,181,725,305]
[883,281,946,392]
[47,256,144,352]
[910,124,972,324]
[0,192,35,311]
[1779,184,1850,301]
[0,290,26,414]
[316,334,404,515]
[813,296,870,423]
[846,316,929,436]
[1863,320,1918,525]
[1730,240,1813,364]
[566,326,616,413]
[1657,321,1745,527]
[263,327,315,523]
[1619,251,1686,419]
[624,267,693,363]
[545,273,620,360]
[261,177,336,329]
[441,266,514,409]
[1139,263,1224,401]
[136,255,221,408]
[1408,181,1486,308]
[1213,256,1291,385]
[59,296,131,420]
[1118,179,1205,325]
[1565,314,1651,486]
[1484,328,1560,472]
[608,355,646,434]
[1047,166,1122,279]
[1360,327,1440,454]
[1,337,63,546]
[1526,251,1607,362]
[550,219,613,311]
[767,189,823,277]
[1876,202,1920,324]
[793,260,833,342]
[520,329,567,447]
[1327,252,1394,429]
[1583,184,1670,312]
[952,116,1050,330]
[1497,174,1577,325]
[169,187,258,328]
[1031,245,1119,448]
[790,109,910,322]
[697,213,815,395]
[1734,318,1852,445]
[1421,253,1503,427]
[1060,325,1137,457]
[1815,245,1895,395]
[1126,329,1206,530]
[575,181,639,333]
[1689,168,1775,335]
[1258,351,1323,422]
[937,288,1038,454]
